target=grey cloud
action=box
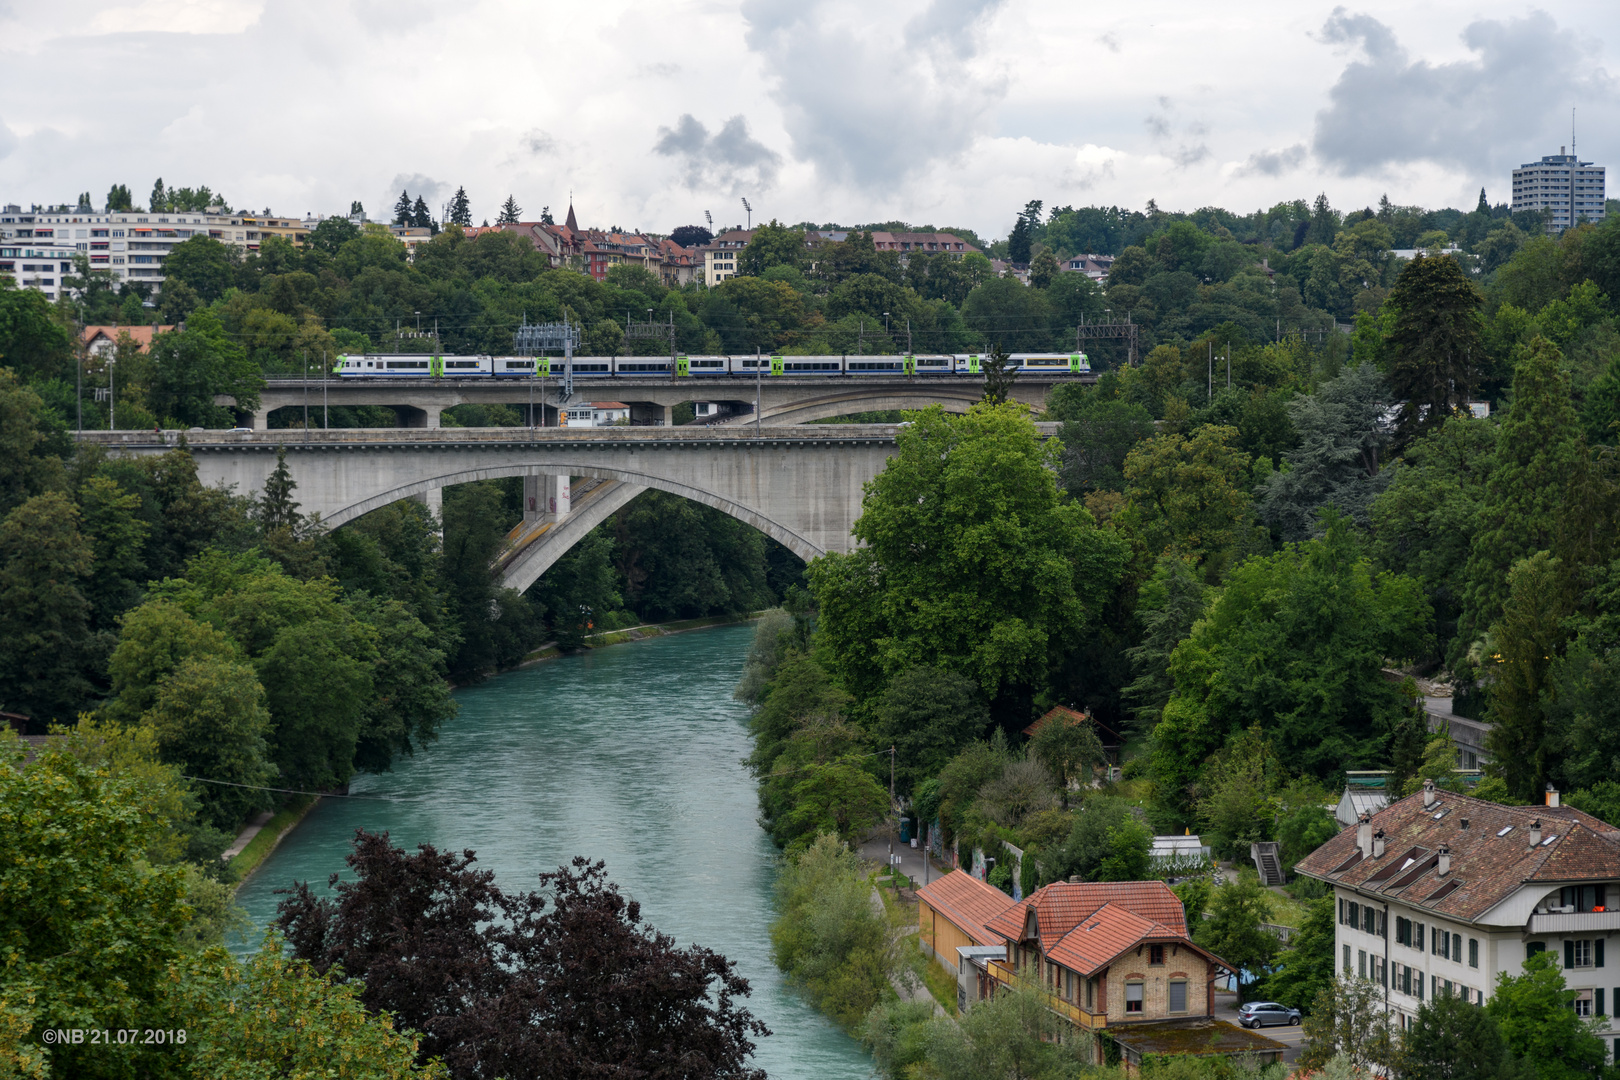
[384,173,445,213]
[653,114,781,194]
[1313,8,1615,175]
[1099,32,1120,54]
[521,129,557,156]
[1144,97,1209,170]
[741,0,1009,190]
[1237,144,1307,177]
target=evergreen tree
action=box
[1485,551,1570,801]
[258,447,302,531]
[106,183,132,211]
[1007,213,1033,265]
[540,206,555,226]
[1306,193,1339,246]
[149,177,167,212]
[349,200,364,219]
[411,196,433,230]
[1386,254,1484,446]
[496,195,522,224]
[392,189,412,226]
[448,186,472,226]
[1460,337,1585,661]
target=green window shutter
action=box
[1567,940,1577,969]
[1598,940,1606,968]
[1599,988,1607,1017]
[1527,941,1545,959]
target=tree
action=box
[308,213,360,254]
[1117,424,1255,578]
[258,444,301,529]
[279,832,769,1080]
[1007,203,1039,265]
[393,189,413,225]
[0,283,76,383]
[868,665,989,795]
[146,308,264,426]
[1029,248,1060,288]
[1122,555,1208,735]
[540,206,555,226]
[149,176,166,211]
[925,985,1077,1080]
[771,834,898,1029]
[807,403,1128,711]
[1095,814,1153,881]
[161,235,236,303]
[738,219,807,276]
[671,224,712,248]
[1460,337,1586,663]
[106,183,133,211]
[496,194,522,224]
[981,342,1017,405]
[412,195,434,230]
[1300,976,1395,1072]
[1386,255,1484,446]
[1484,551,1570,801]
[1027,710,1104,806]
[1258,362,1394,542]
[177,934,446,1079]
[0,492,98,725]
[1152,514,1431,814]
[141,654,275,829]
[1398,988,1509,1080]
[448,186,472,226]
[1487,949,1611,1080]
[1053,393,1156,493]
[0,732,191,1080]
[1193,871,1279,1003]
[1049,796,1139,882]
[76,474,151,631]
[1259,895,1335,1013]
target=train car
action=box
[493,356,539,377]
[335,354,493,377]
[1010,352,1090,373]
[678,355,731,377]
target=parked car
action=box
[1236,1001,1301,1028]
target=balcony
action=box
[1528,911,1620,934]
[986,960,1108,1029]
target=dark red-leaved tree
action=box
[277,830,769,1080]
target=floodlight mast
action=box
[741,198,752,230]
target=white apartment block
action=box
[1512,149,1607,234]
[0,203,306,301]
[1299,781,1620,1058]
[702,229,752,287]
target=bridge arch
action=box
[324,460,825,592]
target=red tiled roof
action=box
[1044,903,1170,975]
[1023,704,1088,737]
[985,880,1187,947]
[1295,786,1620,924]
[82,325,172,351]
[916,870,1017,947]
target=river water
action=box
[235,624,874,1079]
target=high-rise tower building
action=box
[1512,148,1606,234]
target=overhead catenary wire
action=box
[183,775,419,801]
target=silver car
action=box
[1237,1001,1301,1028]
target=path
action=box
[220,810,274,861]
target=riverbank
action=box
[227,793,321,887]
[520,610,765,664]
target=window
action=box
[1125,982,1144,1013]
[1577,989,1594,1018]
[1359,950,1367,978]
[1396,917,1412,946]
[1568,940,1597,969]
[1470,939,1480,968]
[1416,923,1425,951]
[1149,945,1165,966]
[1453,933,1463,962]
[1364,908,1376,934]
[1169,981,1188,1013]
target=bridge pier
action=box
[397,404,443,429]
[523,473,570,523]
[412,485,442,524]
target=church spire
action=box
[565,201,578,232]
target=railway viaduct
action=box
[246,371,1087,429]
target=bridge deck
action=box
[74,424,968,450]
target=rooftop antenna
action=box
[741,198,752,230]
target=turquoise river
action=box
[236,623,874,1078]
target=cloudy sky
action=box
[0,0,1614,241]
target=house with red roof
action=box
[917,870,1017,975]
[970,879,1284,1067]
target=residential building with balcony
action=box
[1297,780,1620,1048]
[1,202,310,298]
[868,231,979,258]
[1513,148,1606,234]
[930,876,1284,1067]
[702,230,753,286]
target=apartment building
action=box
[0,202,308,299]
[702,229,752,286]
[1512,148,1606,234]
[1298,780,1620,1052]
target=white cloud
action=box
[93,0,262,34]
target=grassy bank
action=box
[521,611,764,663]
[228,794,319,885]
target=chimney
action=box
[1423,779,1437,808]
[1357,812,1373,859]
[1529,819,1542,848]
[1546,785,1561,808]
[1437,845,1451,877]
[1373,829,1386,858]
